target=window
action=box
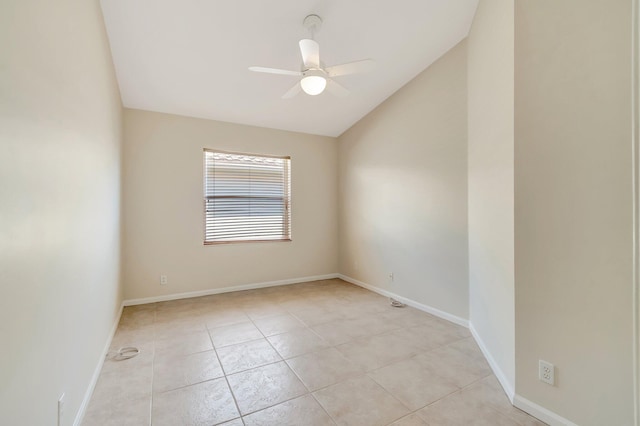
[203,149,291,244]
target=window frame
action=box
[202,148,292,245]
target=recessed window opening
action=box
[203,149,291,244]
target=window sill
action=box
[204,238,292,245]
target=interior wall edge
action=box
[73,303,124,426]
[122,274,340,306]
[337,274,469,328]
[468,323,514,402]
[633,0,640,422]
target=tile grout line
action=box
[240,301,306,418]
[204,318,246,425]
[206,301,477,392]
[99,281,525,426]
[236,298,340,423]
[405,372,497,422]
[271,294,452,424]
[146,346,493,424]
[220,303,303,418]
[264,307,339,424]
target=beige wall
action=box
[122,109,338,300]
[467,0,515,394]
[338,41,469,319]
[0,0,123,425]
[514,1,635,424]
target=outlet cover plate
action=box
[539,360,555,385]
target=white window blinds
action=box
[204,150,291,244]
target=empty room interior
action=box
[1,0,639,425]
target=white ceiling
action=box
[100,0,478,137]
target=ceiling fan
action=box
[249,14,374,98]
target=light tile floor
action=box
[83,279,546,426]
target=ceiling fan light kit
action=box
[300,75,327,96]
[249,14,374,99]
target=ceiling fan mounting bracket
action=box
[303,14,322,35]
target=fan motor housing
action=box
[302,68,326,78]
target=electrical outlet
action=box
[388,272,394,283]
[539,360,555,385]
[58,393,65,426]
[160,275,168,285]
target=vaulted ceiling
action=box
[100,0,479,137]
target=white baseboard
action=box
[468,328,579,426]
[123,273,340,306]
[513,395,579,426]
[468,323,515,402]
[72,274,574,426]
[72,274,339,424]
[74,302,124,426]
[339,274,582,426]
[337,274,469,328]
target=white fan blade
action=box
[282,82,301,99]
[326,79,350,97]
[326,59,375,77]
[249,66,302,76]
[299,39,320,69]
